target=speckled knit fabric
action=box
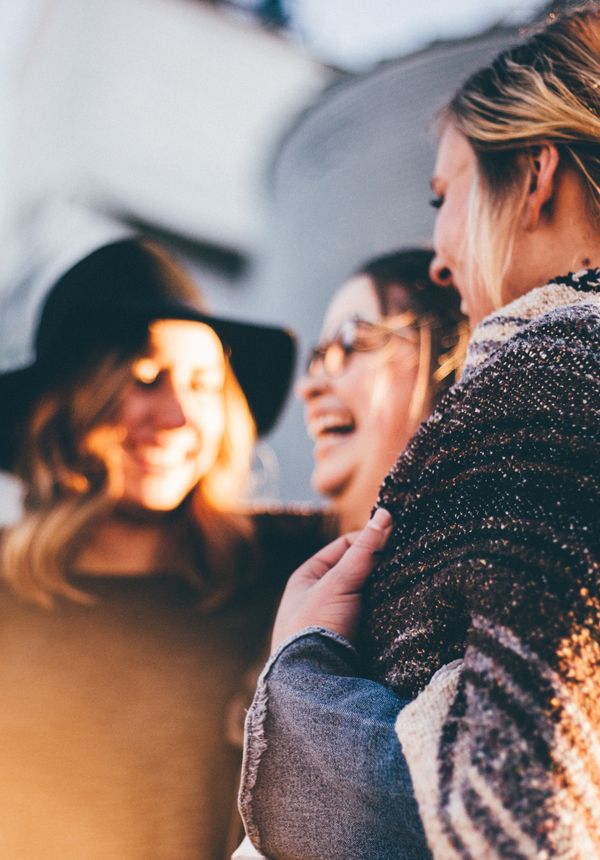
[361,270,600,858]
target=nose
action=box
[155,378,188,430]
[429,254,454,288]
[294,367,329,403]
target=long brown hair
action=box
[1,342,256,609]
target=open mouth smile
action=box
[308,412,356,440]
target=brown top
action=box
[0,509,327,860]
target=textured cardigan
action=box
[361,270,600,859]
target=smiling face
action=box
[86,319,227,512]
[297,275,420,531]
[429,124,497,325]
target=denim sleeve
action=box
[239,627,431,860]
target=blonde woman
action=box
[239,6,600,859]
[0,239,325,859]
[297,248,466,532]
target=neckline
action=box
[461,268,600,379]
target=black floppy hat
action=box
[0,239,296,472]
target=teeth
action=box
[308,414,355,439]
[131,448,189,467]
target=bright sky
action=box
[288,0,548,69]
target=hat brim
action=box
[0,306,296,473]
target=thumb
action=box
[323,507,392,595]
[352,507,392,550]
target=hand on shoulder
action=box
[270,508,392,652]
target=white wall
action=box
[7,0,327,270]
[0,0,328,518]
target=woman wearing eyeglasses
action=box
[297,249,467,532]
[233,250,465,860]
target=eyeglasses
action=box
[306,314,419,378]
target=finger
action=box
[322,508,392,594]
[291,530,361,584]
[349,507,392,549]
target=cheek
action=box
[368,362,419,440]
[432,211,445,253]
[339,359,387,410]
[433,201,451,247]
[436,190,470,260]
[366,355,416,412]
[113,389,147,438]
[204,397,227,434]
[187,396,227,448]
[437,207,459,258]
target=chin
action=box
[137,497,186,513]
[115,496,186,518]
[311,467,349,502]
[115,463,201,513]
[119,482,196,514]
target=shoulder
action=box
[504,294,600,366]
[250,504,333,576]
[443,286,600,429]
[379,285,600,503]
[251,504,332,550]
[464,278,600,384]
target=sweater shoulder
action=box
[463,287,600,384]
[250,505,332,581]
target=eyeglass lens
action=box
[307,318,400,378]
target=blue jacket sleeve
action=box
[239,627,431,860]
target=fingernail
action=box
[370,507,392,530]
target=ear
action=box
[523,143,560,230]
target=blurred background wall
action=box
[2,0,564,519]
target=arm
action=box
[240,628,430,860]
[365,306,600,858]
[393,352,600,857]
[396,560,600,860]
[239,511,431,860]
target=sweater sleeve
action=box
[396,576,600,859]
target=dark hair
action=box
[356,248,468,408]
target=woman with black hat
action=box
[0,238,325,859]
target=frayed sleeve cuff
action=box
[238,627,356,852]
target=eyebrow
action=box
[191,364,226,380]
[191,366,220,376]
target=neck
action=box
[333,486,379,533]
[74,512,173,575]
[515,174,600,300]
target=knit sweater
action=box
[361,270,600,859]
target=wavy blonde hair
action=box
[1,342,256,609]
[441,3,600,307]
